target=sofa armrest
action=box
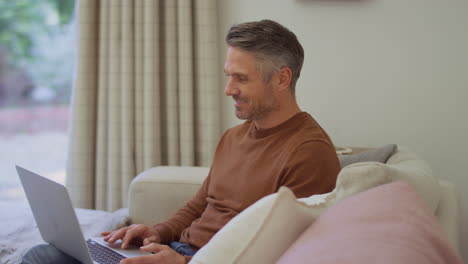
[128,166,209,226]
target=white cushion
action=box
[335,146,441,211]
[189,187,321,264]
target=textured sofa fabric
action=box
[277,181,463,264]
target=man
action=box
[22,19,340,264]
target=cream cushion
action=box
[189,187,322,264]
[300,146,440,211]
[335,146,441,211]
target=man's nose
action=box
[224,79,239,96]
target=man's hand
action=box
[101,224,160,249]
[120,243,186,264]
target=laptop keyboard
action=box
[87,239,126,264]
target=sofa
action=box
[128,146,463,263]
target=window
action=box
[0,0,76,202]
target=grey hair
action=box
[225,19,304,94]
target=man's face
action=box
[223,47,279,122]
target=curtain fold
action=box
[67,0,220,211]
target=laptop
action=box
[16,165,151,264]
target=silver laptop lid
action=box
[16,165,94,264]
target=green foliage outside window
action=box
[0,0,76,107]
[0,0,75,67]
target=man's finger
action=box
[102,231,116,242]
[140,243,169,253]
[108,227,128,244]
[101,231,112,236]
[103,234,112,242]
[121,228,138,249]
[142,236,157,246]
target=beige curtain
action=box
[66,0,221,211]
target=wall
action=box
[217,0,468,260]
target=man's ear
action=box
[276,67,292,92]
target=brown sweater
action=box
[154,112,340,252]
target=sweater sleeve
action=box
[280,140,340,198]
[153,171,210,244]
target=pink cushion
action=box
[277,181,462,264]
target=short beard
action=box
[236,101,279,121]
[235,85,279,121]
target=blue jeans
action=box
[168,241,196,257]
[21,244,81,264]
[21,242,196,263]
